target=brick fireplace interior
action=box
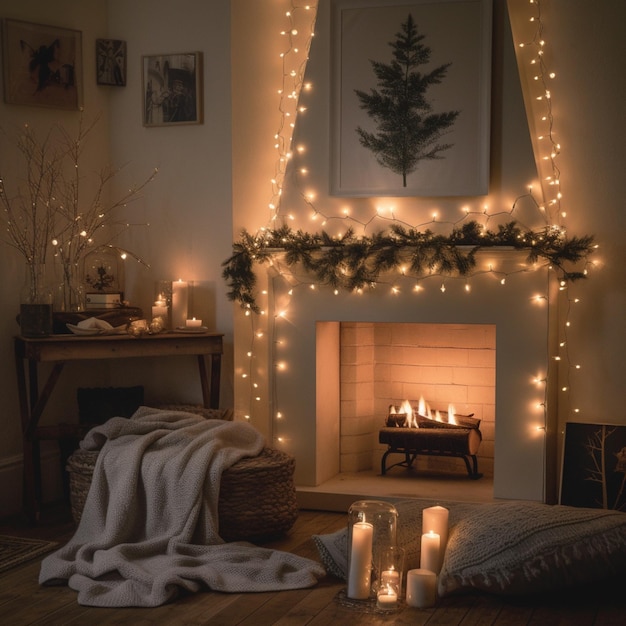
[339,322,495,481]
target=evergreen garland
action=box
[222,221,595,312]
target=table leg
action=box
[197,353,221,409]
[209,354,221,409]
[14,339,66,523]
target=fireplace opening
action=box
[335,321,495,498]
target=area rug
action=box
[0,535,58,575]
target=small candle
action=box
[152,303,168,319]
[420,531,440,573]
[406,568,437,608]
[186,317,202,328]
[380,569,400,586]
[347,521,373,600]
[376,584,398,609]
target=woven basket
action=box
[66,446,298,542]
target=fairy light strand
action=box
[235,0,593,451]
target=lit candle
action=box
[420,531,440,573]
[152,299,168,321]
[406,568,437,608]
[380,569,400,586]
[423,505,449,571]
[171,279,188,328]
[186,317,202,328]
[376,583,398,609]
[347,521,373,600]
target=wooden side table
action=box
[14,331,223,522]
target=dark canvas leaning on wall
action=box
[560,422,626,510]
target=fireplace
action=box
[239,252,552,504]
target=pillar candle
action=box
[171,279,188,329]
[152,304,168,320]
[406,568,437,608]
[423,505,449,570]
[420,531,440,573]
[347,521,373,600]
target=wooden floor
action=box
[1,503,625,625]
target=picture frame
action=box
[142,52,203,127]
[330,0,492,197]
[1,18,83,110]
[560,422,626,510]
[96,38,126,86]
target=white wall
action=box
[0,0,233,515]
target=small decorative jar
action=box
[346,500,398,600]
[83,246,125,310]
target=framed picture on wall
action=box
[1,19,83,110]
[142,52,203,127]
[560,422,626,510]
[330,0,492,197]
[96,39,126,86]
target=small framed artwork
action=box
[96,39,126,86]
[1,18,83,110]
[560,422,626,510]
[330,0,492,197]
[142,52,203,127]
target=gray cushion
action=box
[438,501,626,596]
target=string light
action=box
[235,0,593,453]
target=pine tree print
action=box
[355,13,459,187]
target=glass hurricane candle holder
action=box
[346,500,398,600]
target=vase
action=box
[19,264,53,337]
[56,261,85,313]
[346,500,398,600]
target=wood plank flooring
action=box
[1,504,625,625]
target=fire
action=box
[388,397,460,428]
[448,404,457,425]
[399,399,413,427]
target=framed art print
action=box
[1,19,83,110]
[142,52,203,126]
[330,0,492,197]
[96,38,126,86]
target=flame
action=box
[448,404,457,425]
[399,399,413,426]
[392,396,459,428]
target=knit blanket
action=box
[39,407,324,607]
